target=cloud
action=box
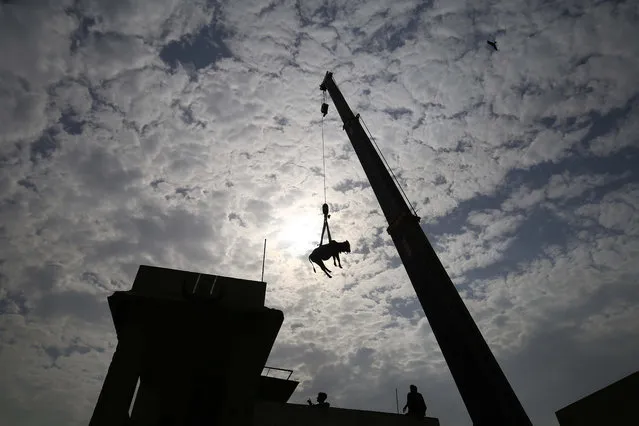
[1,0,639,425]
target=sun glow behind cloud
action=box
[276,213,322,257]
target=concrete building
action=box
[255,400,439,426]
[555,370,639,426]
[90,265,440,426]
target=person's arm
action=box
[402,393,410,412]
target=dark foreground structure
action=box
[555,370,639,426]
[89,265,440,426]
[320,71,531,426]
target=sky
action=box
[1,0,638,425]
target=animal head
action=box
[326,240,350,253]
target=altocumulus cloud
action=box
[1,0,638,425]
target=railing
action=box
[262,366,294,380]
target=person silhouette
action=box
[402,385,427,418]
[307,392,330,408]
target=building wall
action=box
[254,401,440,426]
[555,371,639,426]
[91,265,282,426]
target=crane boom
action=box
[320,71,532,426]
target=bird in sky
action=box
[487,40,498,51]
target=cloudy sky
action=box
[1,0,638,425]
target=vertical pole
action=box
[261,239,267,282]
[396,388,400,414]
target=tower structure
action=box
[89,265,284,426]
[320,71,532,426]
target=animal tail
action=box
[309,256,316,273]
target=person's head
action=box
[410,385,417,393]
[317,392,328,402]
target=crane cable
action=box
[320,87,416,218]
[318,90,332,246]
[321,90,327,204]
[360,116,419,218]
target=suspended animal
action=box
[487,40,498,51]
[309,240,351,278]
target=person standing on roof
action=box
[402,384,427,418]
[307,392,330,408]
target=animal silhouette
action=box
[309,240,351,278]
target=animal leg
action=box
[316,259,332,278]
[321,264,332,278]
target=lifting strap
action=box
[319,203,332,246]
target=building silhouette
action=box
[89,265,440,426]
[555,370,639,426]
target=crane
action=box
[319,71,532,426]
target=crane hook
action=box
[322,203,330,219]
